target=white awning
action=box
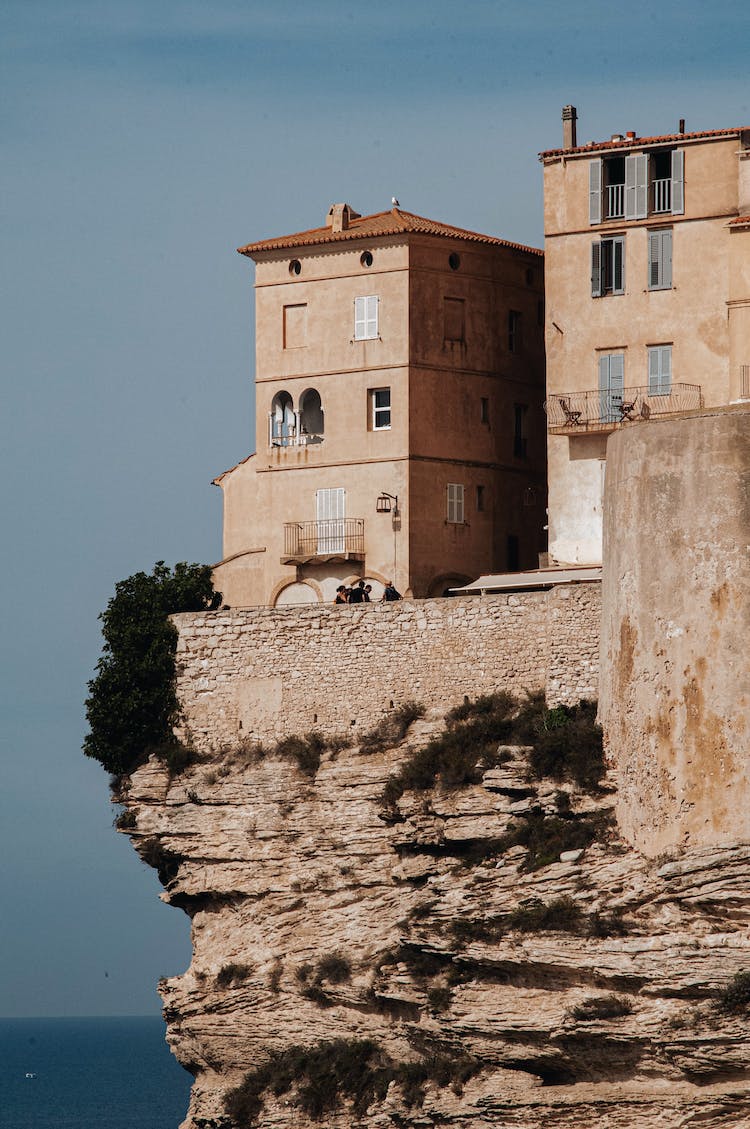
[451,566,602,594]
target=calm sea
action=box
[0,1016,192,1129]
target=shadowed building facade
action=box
[541,109,750,566]
[214,205,546,606]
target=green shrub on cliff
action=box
[83,561,220,776]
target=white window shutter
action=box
[661,345,672,392]
[624,155,637,219]
[598,354,609,390]
[589,159,602,224]
[316,487,345,522]
[354,295,378,339]
[366,295,378,338]
[354,297,366,339]
[648,347,661,394]
[591,241,602,297]
[447,483,464,523]
[598,354,612,421]
[671,150,684,215]
[456,484,464,522]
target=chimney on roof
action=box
[626,131,636,141]
[326,203,361,232]
[679,118,686,134]
[562,105,577,149]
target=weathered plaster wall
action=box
[173,585,601,751]
[599,407,750,856]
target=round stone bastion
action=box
[599,406,750,857]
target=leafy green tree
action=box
[84,561,220,775]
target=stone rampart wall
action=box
[173,584,601,751]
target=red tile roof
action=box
[729,215,750,227]
[540,126,747,160]
[238,208,542,257]
[213,452,255,485]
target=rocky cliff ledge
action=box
[120,706,750,1128]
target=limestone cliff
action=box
[120,707,750,1129]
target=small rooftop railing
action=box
[544,383,703,434]
[283,518,365,561]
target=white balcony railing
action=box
[653,177,671,213]
[606,183,624,218]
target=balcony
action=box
[282,519,365,564]
[544,383,703,435]
[270,428,324,449]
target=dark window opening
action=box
[289,259,301,276]
[513,404,528,458]
[508,310,522,353]
[480,397,489,424]
[604,156,626,219]
[507,534,520,572]
[592,237,625,297]
[360,250,373,267]
[476,485,485,512]
[448,252,460,271]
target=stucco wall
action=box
[599,407,750,856]
[173,585,601,751]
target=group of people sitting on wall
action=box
[334,579,402,604]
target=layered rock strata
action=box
[122,710,750,1129]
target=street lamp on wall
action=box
[376,492,399,515]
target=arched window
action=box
[299,388,324,441]
[270,391,295,447]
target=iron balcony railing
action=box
[283,518,365,559]
[544,383,703,434]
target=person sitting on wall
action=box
[348,579,368,604]
[382,580,402,602]
[364,584,372,603]
[334,585,348,604]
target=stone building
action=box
[541,108,750,566]
[213,204,546,606]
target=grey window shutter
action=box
[662,230,672,288]
[589,159,602,224]
[648,231,660,287]
[625,155,648,219]
[671,150,684,215]
[610,353,624,395]
[635,154,648,218]
[613,237,625,293]
[591,242,602,297]
[598,354,610,420]
[648,347,661,394]
[624,155,637,219]
[661,345,672,392]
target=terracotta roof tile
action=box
[540,126,747,160]
[213,452,255,485]
[729,215,750,227]
[238,208,542,257]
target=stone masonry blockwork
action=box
[172,585,601,750]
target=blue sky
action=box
[1,0,749,1018]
